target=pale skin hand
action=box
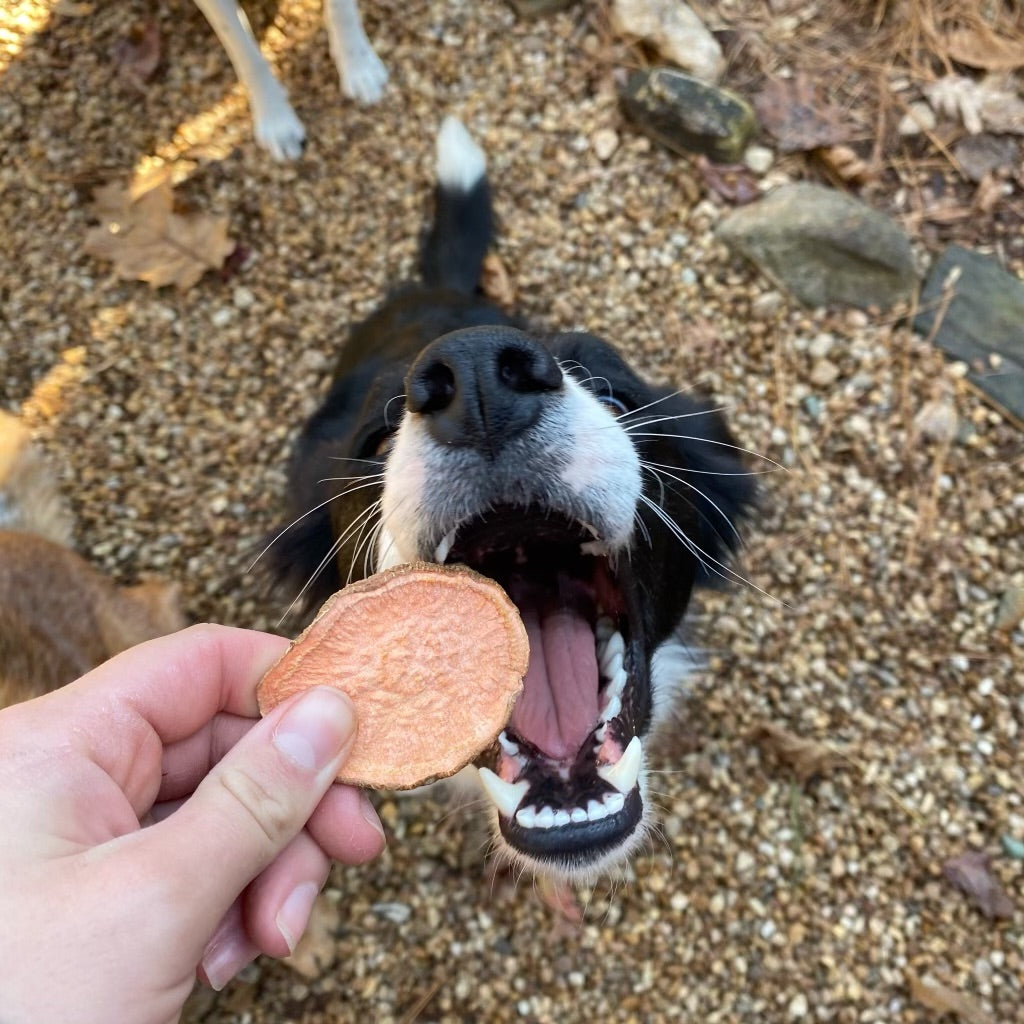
[0,624,386,1024]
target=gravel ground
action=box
[1,1,1022,1022]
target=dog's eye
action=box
[597,394,629,416]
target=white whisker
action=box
[246,479,376,574]
[626,430,783,469]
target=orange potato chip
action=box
[257,562,528,789]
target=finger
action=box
[157,712,254,802]
[197,899,261,992]
[135,685,357,939]
[41,624,288,813]
[243,831,332,958]
[88,623,289,740]
[306,785,386,865]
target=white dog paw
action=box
[338,43,388,104]
[252,90,307,161]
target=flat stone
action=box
[716,182,918,310]
[914,245,1024,424]
[620,67,756,163]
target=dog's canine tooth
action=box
[478,767,529,819]
[434,527,458,564]
[596,735,643,795]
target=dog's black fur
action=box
[270,119,754,881]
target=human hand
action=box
[0,623,386,1024]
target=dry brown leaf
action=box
[748,721,843,783]
[754,73,850,154]
[83,169,234,291]
[943,850,1015,920]
[695,155,759,205]
[906,971,994,1024]
[112,21,162,92]
[946,25,1024,72]
[481,251,516,306]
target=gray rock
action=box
[715,182,918,310]
[953,134,1020,184]
[620,68,755,163]
[610,0,724,83]
[914,245,1024,424]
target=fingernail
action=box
[360,791,386,840]
[273,687,355,773]
[201,931,259,991]
[275,881,321,955]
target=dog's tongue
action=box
[509,604,599,760]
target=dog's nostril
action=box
[497,345,562,394]
[410,361,457,414]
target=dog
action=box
[193,0,387,160]
[0,411,186,707]
[268,117,755,882]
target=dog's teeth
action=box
[434,528,458,564]
[599,630,625,677]
[571,806,588,823]
[605,666,628,702]
[498,730,519,756]
[516,805,537,828]
[535,806,556,829]
[554,809,571,827]
[580,539,610,557]
[601,693,622,723]
[596,735,643,794]
[595,616,615,645]
[604,791,626,815]
[477,767,529,819]
[586,798,608,821]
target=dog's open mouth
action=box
[435,505,646,870]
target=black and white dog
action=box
[270,118,754,881]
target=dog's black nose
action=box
[406,326,563,453]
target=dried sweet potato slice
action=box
[257,562,528,789]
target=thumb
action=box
[142,686,357,937]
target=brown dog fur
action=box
[0,411,186,706]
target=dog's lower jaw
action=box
[480,765,656,886]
